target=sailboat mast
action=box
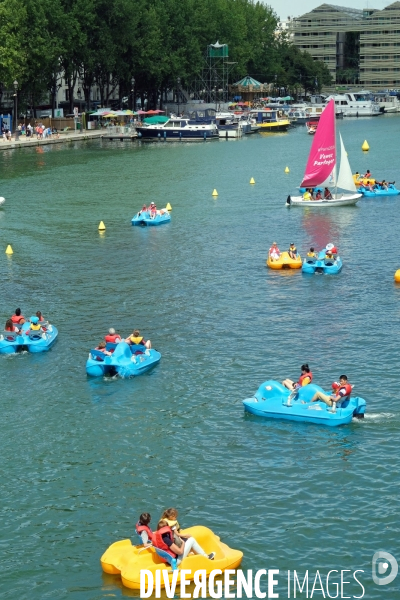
[334,107,338,199]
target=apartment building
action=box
[293,2,400,90]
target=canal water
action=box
[1,115,400,599]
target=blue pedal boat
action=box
[131,210,171,226]
[243,380,366,427]
[302,248,342,274]
[0,322,58,354]
[359,184,400,197]
[86,341,161,377]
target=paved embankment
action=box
[0,130,107,151]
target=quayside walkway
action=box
[0,130,112,151]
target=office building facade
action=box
[293,2,400,89]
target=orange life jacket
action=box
[11,314,24,324]
[105,334,120,343]
[136,522,153,541]
[298,372,312,386]
[152,526,176,560]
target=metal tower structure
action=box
[193,42,237,104]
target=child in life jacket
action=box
[94,341,111,360]
[161,507,185,547]
[152,519,214,564]
[135,512,153,546]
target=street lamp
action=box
[13,80,18,133]
[77,88,83,132]
[177,77,181,116]
[131,76,135,111]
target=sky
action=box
[267,0,392,20]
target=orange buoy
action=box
[394,269,400,282]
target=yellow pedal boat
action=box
[267,251,302,270]
[353,174,375,186]
[100,525,243,590]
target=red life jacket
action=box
[298,371,312,386]
[105,334,120,343]
[152,526,177,561]
[136,522,153,541]
[11,314,24,324]
[338,383,352,398]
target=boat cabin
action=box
[188,109,216,123]
[250,109,283,124]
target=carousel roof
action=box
[232,75,262,88]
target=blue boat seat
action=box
[154,547,178,570]
[28,329,45,340]
[105,342,118,352]
[90,349,106,361]
[306,258,316,264]
[1,331,18,341]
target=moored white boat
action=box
[325,92,381,117]
[286,99,362,208]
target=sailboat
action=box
[286,100,362,207]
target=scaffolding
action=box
[192,42,237,104]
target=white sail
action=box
[336,134,357,192]
[320,165,336,188]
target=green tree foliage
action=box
[0,0,332,110]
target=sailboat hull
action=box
[287,193,362,207]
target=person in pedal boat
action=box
[311,374,352,407]
[25,316,43,333]
[95,341,112,357]
[268,242,280,261]
[160,507,188,548]
[139,204,148,214]
[35,311,48,331]
[282,364,312,391]
[126,329,151,349]
[136,512,153,546]
[4,318,18,332]
[11,308,26,327]
[149,202,157,216]
[104,328,121,344]
[288,242,297,259]
[153,519,215,564]
[326,242,338,256]
[364,169,372,178]
[307,247,318,258]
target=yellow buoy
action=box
[166,202,172,211]
[362,140,369,151]
[285,166,290,173]
[212,189,218,197]
[98,221,106,231]
[5,244,13,254]
[250,177,255,184]
[394,269,400,283]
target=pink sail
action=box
[300,100,336,187]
